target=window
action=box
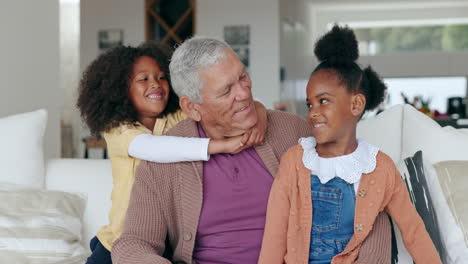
[383,77,467,114]
[354,24,468,56]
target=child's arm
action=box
[384,165,442,263]
[129,134,211,162]
[206,101,268,155]
[257,149,294,264]
[130,133,251,162]
[247,101,267,146]
[128,102,268,162]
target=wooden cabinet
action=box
[145,0,196,46]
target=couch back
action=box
[45,158,112,246]
[358,104,404,163]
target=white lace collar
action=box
[299,137,379,184]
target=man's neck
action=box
[198,121,245,139]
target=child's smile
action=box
[129,56,170,129]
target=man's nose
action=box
[234,82,251,101]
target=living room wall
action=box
[77,0,145,158]
[0,0,60,159]
[197,0,281,108]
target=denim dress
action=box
[309,174,356,264]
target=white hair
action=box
[169,37,232,103]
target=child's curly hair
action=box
[313,25,387,113]
[77,42,180,136]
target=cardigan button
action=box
[358,189,366,197]
[370,180,375,185]
[183,231,192,241]
[355,224,363,231]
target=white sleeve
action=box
[128,134,210,163]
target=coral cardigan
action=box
[258,144,441,264]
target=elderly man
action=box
[112,37,391,264]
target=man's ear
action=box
[351,93,366,117]
[179,96,201,121]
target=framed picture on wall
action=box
[224,25,250,68]
[98,29,123,52]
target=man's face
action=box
[196,49,258,138]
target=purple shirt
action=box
[193,124,274,264]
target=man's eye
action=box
[223,87,232,96]
[320,98,329,104]
[138,77,148,82]
[158,76,166,80]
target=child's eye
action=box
[158,76,166,80]
[320,98,329,104]
[306,103,312,109]
[138,77,148,82]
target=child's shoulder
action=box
[104,122,150,140]
[374,150,399,177]
[107,122,148,134]
[375,150,396,166]
[281,142,307,164]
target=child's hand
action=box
[208,132,251,155]
[243,101,267,147]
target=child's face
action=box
[129,56,170,121]
[306,70,358,145]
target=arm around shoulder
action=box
[111,161,172,264]
[129,134,210,162]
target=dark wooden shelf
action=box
[434,118,468,129]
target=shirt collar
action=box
[299,137,379,184]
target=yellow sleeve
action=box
[164,109,188,132]
[103,124,151,158]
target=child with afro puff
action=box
[77,42,267,264]
[258,26,441,264]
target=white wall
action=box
[0,0,61,159]
[60,1,80,158]
[197,0,281,108]
[80,0,145,72]
[78,0,145,157]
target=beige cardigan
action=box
[111,111,392,264]
[258,144,442,264]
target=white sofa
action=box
[41,104,468,263]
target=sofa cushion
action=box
[357,104,403,163]
[394,151,446,263]
[0,109,47,188]
[0,186,88,263]
[433,160,468,263]
[402,104,468,164]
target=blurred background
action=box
[1,0,468,159]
